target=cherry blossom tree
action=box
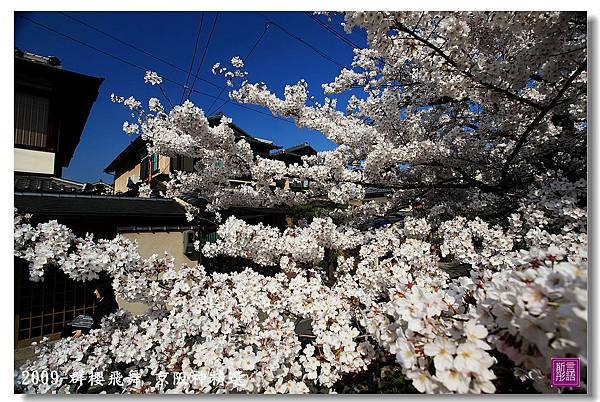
[15,11,586,394]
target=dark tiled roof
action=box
[176,193,209,208]
[15,48,62,68]
[271,142,317,156]
[175,193,284,216]
[364,187,393,197]
[361,215,406,230]
[14,192,188,219]
[117,225,197,233]
[209,113,279,149]
[14,175,88,193]
[103,136,146,173]
[270,143,318,165]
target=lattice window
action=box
[15,259,97,346]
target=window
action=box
[151,154,160,173]
[140,156,149,179]
[171,155,196,173]
[15,259,97,346]
[171,155,182,171]
[14,91,51,149]
[200,231,219,245]
[140,154,160,179]
[290,180,309,191]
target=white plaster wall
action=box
[14,148,55,175]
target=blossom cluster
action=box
[15,202,587,394]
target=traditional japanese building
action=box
[14,48,103,178]
[270,143,317,191]
[14,49,105,347]
[104,113,281,195]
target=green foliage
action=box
[379,366,420,394]
[287,201,346,223]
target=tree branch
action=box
[392,21,544,111]
[499,59,587,185]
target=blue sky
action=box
[14,11,368,184]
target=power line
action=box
[208,12,358,116]
[303,12,402,75]
[20,15,181,109]
[207,22,271,115]
[181,13,204,104]
[187,12,219,100]
[57,11,220,90]
[17,14,297,127]
[19,15,156,78]
[255,11,348,70]
[303,12,360,49]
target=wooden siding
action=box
[14,91,51,150]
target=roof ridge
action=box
[271,142,313,155]
[14,191,176,201]
[52,177,86,186]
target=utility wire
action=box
[187,12,219,100]
[181,13,204,104]
[54,12,348,118]
[207,21,270,115]
[303,12,359,49]
[255,11,348,69]
[303,12,402,74]
[17,14,296,127]
[57,11,220,90]
[21,15,148,75]
[18,14,173,107]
